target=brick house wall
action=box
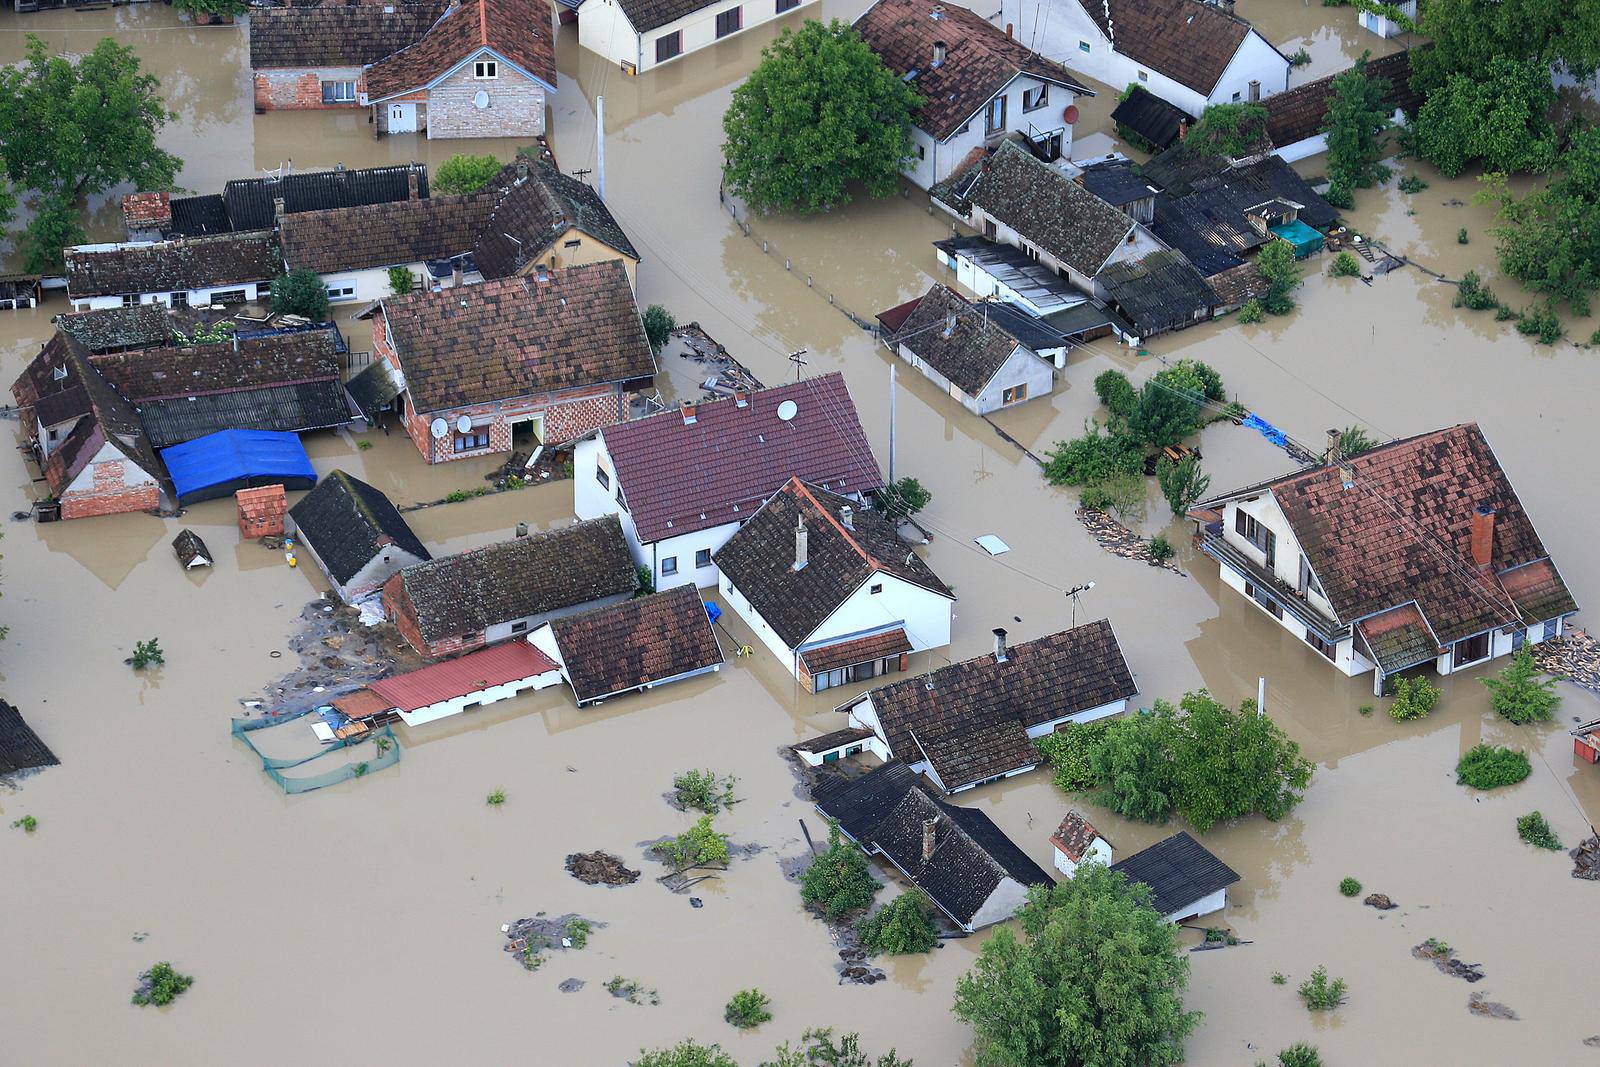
[423,64,546,139]
[381,572,488,658]
[60,459,160,520]
[374,91,430,135]
[254,67,365,111]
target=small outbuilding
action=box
[533,584,724,707]
[172,529,213,569]
[368,640,564,727]
[1049,810,1111,877]
[0,700,59,777]
[1110,831,1239,923]
[288,470,431,602]
[885,284,1055,414]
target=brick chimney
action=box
[1471,504,1496,570]
[921,818,938,861]
[794,514,808,571]
[733,388,749,407]
[680,398,697,425]
[236,485,288,539]
[1324,428,1340,462]
[406,169,419,200]
[273,196,287,229]
[993,627,1008,663]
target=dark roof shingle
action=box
[1110,831,1239,917]
[0,700,59,777]
[1096,249,1216,335]
[280,194,490,275]
[968,141,1135,276]
[549,585,724,704]
[364,0,555,99]
[473,162,639,278]
[892,283,1031,398]
[65,231,281,299]
[249,3,448,69]
[289,470,431,587]
[1074,0,1261,95]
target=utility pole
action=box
[596,95,606,200]
[1064,581,1095,628]
[888,364,897,482]
[788,349,808,381]
[1257,676,1267,714]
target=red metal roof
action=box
[369,640,558,712]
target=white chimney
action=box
[993,627,1008,663]
[840,504,853,530]
[680,399,697,425]
[932,40,947,66]
[794,514,808,571]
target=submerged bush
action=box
[1329,251,1362,277]
[1481,649,1560,724]
[1148,534,1175,562]
[1338,877,1362,897]
[132,962,194,1007]
[1388,676,1440,721]
[1237,298,1265,323]
[857,891,939,955]
[1456,744,1531,790]
[1035,720,1112,792]
[1517,810,1562,850]
[800,820,880,920]
[723,987,773,1029]
[1297,966,1347,1011]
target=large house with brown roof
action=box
[576,0,816,75]
[64,231,281,312]
[362,259,654,463]
[999,0,1290,118]
[885,283,1056,414]
[362,0,557,139]
[574,373,884,592]
[714,478,954,692]
[382,515,639,657]
[837,621,1138,793]
[250,2,448,112]
[1192,423,1578,695]
[854,0,1094,190]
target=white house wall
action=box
[718,569,800,669]
[395,668,563,726]
[577,0,640,69]
[1023,695,1129,738]
[1053,836,1113,876]
[74,281,267,313]
[972,208,1160,292]
[964,876,1032,930]
[63,441,158,496]
[576,432,726,589]
[1208,32,1288,106]
[580,0,818,74]
[808,573,952,653]
[902,72,1078,190]
[1162,886,1227,924]
[970,346,1056,414]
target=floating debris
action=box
[605,975,659,1005]
[501,914,601,972]
[1467,993,1518,1020]
[1077,507,1183,574]
[558,978,585,993]
[837,945,886,986]
[1533,630,1600,696]
[1413,939,1484,983]
[1364,893,1398,910]
[1570,836,1600,881]
[565,851,640,886]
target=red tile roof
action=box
[800,628,912,675]
[1354,604,1439,674]
[1073,0,1260,96]
[548,585,724,704]
[1049,811,1105,862]
[370,640,558,712]
[1264,49,1423,148]
[122,192,171,229]
[364,0,556,101]
[600,373,884,544]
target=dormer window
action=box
[52,364,68,382]
[474,60,498,79]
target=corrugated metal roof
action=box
[369,641,558,713]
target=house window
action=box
[655,31,682,62]
[1298,555,1322,598]
[121,293,139,307]
[1511,628,1526,652]
[1452,632,1491,669]
[326,282,356,302]
[814,667,847,692]
[1078,40,1091,53]
[616,487,629,513]
[1137,70,1149,83]
[985,95,1007,135]
[1022,84,1049,112]
[170,290,188,308]
[715,7,742,38]
[1543,619,1558,641]
[474,60,498,79]
[1231,91,1241,102]
[563,238,582,249]
[1243,581,1283,620]
[453,430,490,453]
[661,556,678,576]
[983,219,997,240]
[1232,510,1275,565]
[1002,384,1028,404]
[870,583,883,594]
[211,288,247,304]
[695,548,712,568]
[1304,630,1336,660]
[776,0,799,11]
[596,465,611,490]
[511,620,529,634]
[915,143,925,161]
[321,80,357,104]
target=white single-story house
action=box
[878,283,1056,415]
[577,0,816,75]
[854,0,1095,190]
[63,232,280,313]
[1110,831,1239,924]
[573,373,883,592]
[1050,811,1112,877]
[287,470,432,603]
[368,640,564,726]
[998,0,1289,118]
[714,478,954,691]
[839,622,1138,794]
[1192,423,1578,696]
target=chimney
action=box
[451,260,464,288]
[932,40,947,66]
[535,263,550,283]
[1339,462,1354,489]
[922,818,938,861]
[406,170,419,200]
[516,158,529,181]
[993,627,1008,663]
[1006,22,1014,36]
[794,514,808,571]
[840,504,853,531]
[942,312,956,338]
[1471,504,1496,570]
[1324,428,1341,463]
[733,388,749,407]
[680,399,697,425]
[273,196,286,228]
[515,521,529,538]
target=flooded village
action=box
[5,0,1600,1063]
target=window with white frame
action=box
[474,60,498,78]
[121,293,139,307]
[453,429,490,453]
[695,548,712,568]
[1543,618,1558,640]
[661,556,678,576]
[596,465,611,490]
[325,281,356,302]
[1137,70,1149,82]
[322,80,357,104]
[1022,84,1049,112]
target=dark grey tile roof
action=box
[713,478,951,649]
[1109,86,1189,150]
[393,516,637,644]
[345,359,406,420]
[43,336,171,501]
[1111,831,1239,916]
[136,381,351,448]
[168,194,233,237]
[612,0,722,34]
[289,470,431,587]
[974,301,1065,353]
[167,164,431,237]
[65,231,281,299]
[248,3,447,69]
[55,305,176,352]
[968,141,1135,276]
[1151,155,1337,276]
[1076,157,1162,207]
[0,700,58,777]
[474,162,638,279]
[855,620,1137,791]
[549,585,724,704]
[1096,250,1216,336]
[813,761,1052,927]
[891,283,1033,397]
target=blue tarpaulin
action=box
[1241,412,1288,448]
[161,429,316,504]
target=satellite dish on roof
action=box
[456,414,474,434]
[776,400,798,422]
[430,417,449,440]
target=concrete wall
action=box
[1053,836,1112,877]
[59,444,160,520]
[1163,886,1227,924]
[395,668,563,726]
[424,59,547,140]
[531,228,638,289]
[901,72,1077,190]
[580,0,818,73]
[253,66,364,111]
[73,281,267,313]
[970,346,1056,414]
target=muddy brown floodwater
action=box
[4,3,1600,1065]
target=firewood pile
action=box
[1077,507,1183,575]
[1532,630,1600,695]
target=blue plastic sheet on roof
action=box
[161,429,317,504]
[1241,413,1288,449]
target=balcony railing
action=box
[1200,531,1346,644]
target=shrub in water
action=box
[1338,877,1361,897]
[1238,298,1265,323]
[1517,810,1562,850]
[132,962,194,1007]
[1273,1044,1323,1067]
[1147,534,1175,562]
[1035,720,1112,792]
[1297,966,1347,1011]
[723,988,773,1029]
[1329,251,1362,277]
[800,820,880,920]
[1398,174,1429,193]
[1388,675,1439,721]
[1481,649,1559,724]
[1456,744,1531,789]
[856,891,938,955]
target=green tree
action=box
[1166,691,1312,832]
[1256,238,1301,314]
[20,194,86,275]
[1487,125,1600,312]
[656,814,731,871]
[642,304,676,351]
[1126,379,1201,449]
[433,152,503,195]
[1481,648,1560,724]
[800,819,880,920]
[0,36,180,270]
[270,268,331,320]
[1411,0,1600,91]
[761,1028,912,1067]
[1043,422,1144,486]
[1090,710,1179,823]
[856,891,939,955]
[879,476,932,521]
[722,19,920,213]
[1151,359,1225,404]
[1094,368,1139,421]
[637,1040,738,1067]
[1322,55,1392,195]
[131,962,194,1006]
[1335,426,1380,457]
[1156,454,1210,518]
[172,0,248,18]
[1183,102,1270,159]
[1387,674,1440,721]
[952,866,1200,1067]
[725,988,774,1029]
[1412,57,1557,178]
[387,266,415,296]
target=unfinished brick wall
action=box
[237,485,289,538]
[253,68,365,111]
[382,572,487,658]
[423,66,546,139]
[60,460,160,520]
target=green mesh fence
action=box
[231,711,401,794]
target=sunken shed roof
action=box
[1111,831,1239,917]
[289,470,431,587]
[549,584,724,704]
[892,283,1032,399]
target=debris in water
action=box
[1570,835,1600,881]
[565,851,640,886]
[1467,992,1518,1020]
[1413,939,1484,982]
[1583,1035,1600,1048]
[1533,630,1600,697]
[558,978,585,993]
[502,914,602,971]
[689,897,704,908]
[131,931,149,942]
[1077,507,1184,573]
[837,946,886,985]
[1364,893,1397,910]
[605,975,660,1005]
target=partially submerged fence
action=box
[231,709,401,794]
